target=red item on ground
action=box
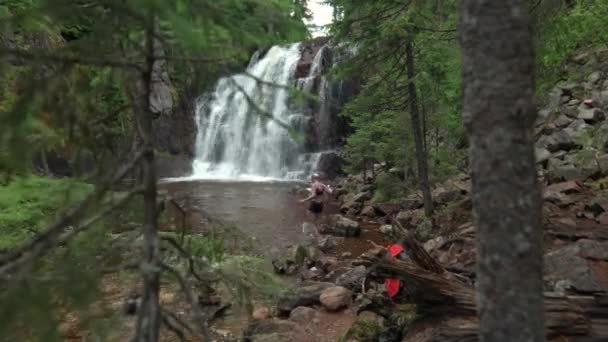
[387,244,404,257]
[385,244,404,298]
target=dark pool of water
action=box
[160,180,324,253]
[160,180,386,257]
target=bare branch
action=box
[161,312,187,342]
[161,308,196,335]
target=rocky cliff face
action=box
[535,48,608,182]
[295,38,360,178]
[296,38,357,153]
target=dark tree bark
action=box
[422,101,428,153]
[460,1,544,341]
[406,37,434,217]
[134,16,161,342]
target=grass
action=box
[0,176,93,251]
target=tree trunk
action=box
[460,1,544,341]
[421,101,428,154]
[40,150,51,176]
[435,126,440,167]
[406,37,434,217]
[134,16,161,342]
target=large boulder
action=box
[289,306,319,324]
[396,209,425,227]
[372,203,400,217]
[336,265,368,291]
[577,104,605,124]
[271,244,311,275]
[553,114,574,128]
[317,235,344,252]
[276,282,334,314]
[252,306,271,321]
[432,187,461,205]
[537,130,579,152]
[319,286,352,311]
[401,197,423,210]
[543,180,582,207]
[360,205,376,218]
[545,157,598,181]
[316,151,344,180]
[544,240,608,293]
[353,191,373,203]
[321,215,361,237]
[340,200,362,215]
[535,147,552,164]
[316,255,339,271]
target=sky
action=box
[307,0,333,37]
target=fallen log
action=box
[357,248,596,341]
[392,216,445,274]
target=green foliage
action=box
[0,1,310,339]
[328,0,463,190]
[340,319,384,342]
[219,255,286,304]
[0,216,111,342]
[0,176,92,250]
[161,231,226,264]
[0,0,310,176]
[536,0,608,93]
[373,172,407,202]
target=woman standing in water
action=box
[300,173,333,226]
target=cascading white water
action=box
[190,43,314,181]
[297,45,327,92]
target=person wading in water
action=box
[300,173,333,236]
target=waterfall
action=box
[190,43,313,181]
[297,45,328,92]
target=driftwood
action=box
[357,244,604,341]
